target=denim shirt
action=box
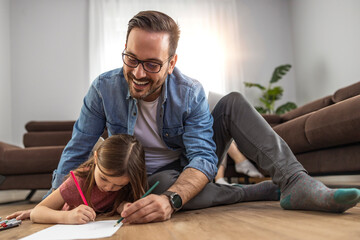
[52,67,218,190]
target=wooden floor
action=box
[1,201,359,240]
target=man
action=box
[51,10,278,222]
[9,10,359,222]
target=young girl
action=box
[29,134,147,224]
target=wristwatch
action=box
[162,191,182,212]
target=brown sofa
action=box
[0,121,75,201]
[0,121,109,202]
[225,81,360,178]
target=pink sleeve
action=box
[59,176,84,209]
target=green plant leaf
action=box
[255,106,268,114]
[259,97,271,108]
[270,64,291,84]
[244,82,266,90]
[275,102,297,115]
[264,86,283,101]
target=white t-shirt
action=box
[134,98,181,174]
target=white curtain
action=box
[89,0,244,95]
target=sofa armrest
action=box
[0,141,21,155]
[332,81,360,103]
[273,95,360,154]
[305,95,360,149]
[281,95,334,122]
[0,145,64,175]
[261,114,282,127]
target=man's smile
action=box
[132,78,150,90]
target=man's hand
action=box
[121,168,208,224]
[121,194,173,224]
[6,209,33,220]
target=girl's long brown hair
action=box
[70,134,147,215]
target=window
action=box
[89,0,243,95]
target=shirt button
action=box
[133,112,136,116]
[165,133,169,137]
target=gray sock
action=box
[281,172,360,213]
[234,180,280,201]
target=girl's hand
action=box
[6,209,33,220]
[65,205,96,224]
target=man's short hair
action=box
[126,10,180,57]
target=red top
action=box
[59,175,118,213]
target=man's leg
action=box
[148,170,280,210]
[212,92,360,212]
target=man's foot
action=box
[280,172,360,213]
[235,159,264,178]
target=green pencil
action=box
[114,180,160,227]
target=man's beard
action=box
[127,72,168,100]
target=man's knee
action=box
[213,92,247,115]
[222,92,246,106]
[148,170,180,194]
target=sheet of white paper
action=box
[20,220,122,240]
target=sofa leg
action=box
[25,189,36,201]
[0,175,5,185]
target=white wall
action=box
[237,0,296,108]
[290,0,360,105]
[10,0,89,145]
[6,0,359,146]
[0,0,12,143]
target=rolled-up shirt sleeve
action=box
[182,83,218,181]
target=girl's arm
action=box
[30,188,96,224]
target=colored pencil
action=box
[70,170,88,206]
[114,180,160,227]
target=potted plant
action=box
[244,64,297,114]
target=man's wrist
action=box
[162,191,183,212]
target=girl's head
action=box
[93,134,146,195]
[74,134,147,214]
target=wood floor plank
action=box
[0,202,359,240]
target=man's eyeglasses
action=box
[122,51,173,73]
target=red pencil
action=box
[70,170,88,206]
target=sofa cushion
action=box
[281,95,333,122]
[23,131,73,147]
[332,81,360,103]
[25,121,75,132]
[305,95,360,149]
[273,114,313,154]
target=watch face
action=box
[171,193,182,209]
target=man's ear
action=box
[168,54,178,74]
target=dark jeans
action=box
[149,92,305,209]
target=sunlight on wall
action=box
[176,30,226,95]
[89,0,242,97]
